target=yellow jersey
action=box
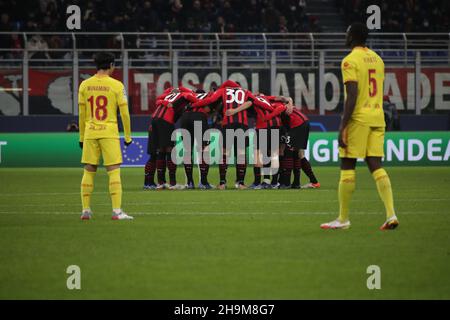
[341,46,385,127]
[78,74,131,142]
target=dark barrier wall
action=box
[0,114,449,133]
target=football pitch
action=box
[0,166,449,299]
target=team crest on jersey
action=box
[343,61,351,68]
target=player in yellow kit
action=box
[321,23,399,230]
[78,52,134,220]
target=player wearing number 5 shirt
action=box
[77,52,133,221]
[320,23,398,231]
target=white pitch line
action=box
[0,189,337,197]
[0,211,446,216]
[0,198,449,208]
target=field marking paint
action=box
[0,211,446,216]
[0,198,448,208]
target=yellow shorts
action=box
[81,138,123,166]
[339,120,385,159]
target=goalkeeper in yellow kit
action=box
[78,52,133,220]
[321,23,399,230]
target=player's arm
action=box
[339,57,358,148]
[192,88,223,108]
[117,84,132,146]
[339,82,357,148]
[78,84,86,148]
[225,100,253,116]
[263,103,287,121]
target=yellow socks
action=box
[338,170,356,222]
[81,170,95,211]
[372,168,396,219]
[108,168,122,211]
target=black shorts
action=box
[221,123,249,151]
[255,126,281,154]
[283,121,310,150]
[147,118,175,154]
[179,112,210,148]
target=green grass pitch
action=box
[0,166,449,299]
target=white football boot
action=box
[112,211,134,220]
[320,219,351,230]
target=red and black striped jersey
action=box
[192,86,271,127]
[270,104,309,128]
[188,92,214,115]
[253,96,283,129]
[152,91,197,124]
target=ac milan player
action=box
[225,93,287,189]
[191,80,271,189]
[179,88,217,189]
[148,86,198,190]
[268,97,320,189]
[144,87,172,190]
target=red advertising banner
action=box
[0,67,449,115]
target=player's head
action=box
[94,52,115,73]
[345,22,368,48]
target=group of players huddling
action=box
[143,80,320,191]
[78,22,398,231]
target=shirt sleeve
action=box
[341,56,358,84]
[119,104,132,143]
[247,91,274,111]
[182,92,198,103]
[117,83,128,106]
[192,88,223,107]
[263,104,286,121]
[78,83,86,142]
[117,83,131,143]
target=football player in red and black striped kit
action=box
[144,87,172,190]
[267,97,320,189]
[225,93,287,189]
[147,86,198,190]
[179,88,217,189]
[192,80,272,189]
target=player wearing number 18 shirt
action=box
[320,22,398,231]
[78,52,133,221]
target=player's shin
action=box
[219,151,228,185]
[338,170,356,222]
[108,168,122,212]
[301,157,318,184]
[166,152,177,186]
[292,152,301,186]
[156,151,166,185]
[81,169,95,211]
[372,168,396,219]
[280,149,294,186]
[253,166,261,185]
[144,158,156,186]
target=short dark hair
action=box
[94,52,115,70]
[195,88,206,93]
[348,22,368,45]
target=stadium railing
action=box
[0,32,449,116]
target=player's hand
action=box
[286,103,294,115]
[338,129,347,148]
[124,139,133,147]
[79,142,83,149]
